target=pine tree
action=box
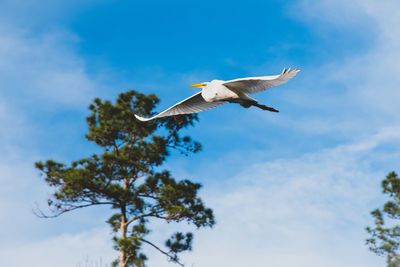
[366,171,400,267]
[35,90,215,267]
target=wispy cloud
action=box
[0,7,119,262]
[160,128,399,267]
[244,0,400,142]
[0,25,112,109]
[1,1,400,267]
[0,227,115,267]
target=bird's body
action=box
[201,80,238,102]
[135,68,299,121]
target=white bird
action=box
[134,68,299,121]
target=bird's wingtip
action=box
[282,67,300,73]
[281,67,300,77]
[134,114,151,122]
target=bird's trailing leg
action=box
[223,98,279,112]
[251,102,279,112]
[227,98,279,112]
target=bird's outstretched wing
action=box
[223,68,300,94]
[134,91,224,121]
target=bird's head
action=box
[190,82,209,89]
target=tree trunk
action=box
[119,211,127,267]
[120,176,129,267]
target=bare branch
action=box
[136,193,158,200]
[166,144,190,156]
[125,209,164,226]
[126,215,144,226]
[32,201,114,218]
[140,238,184,267]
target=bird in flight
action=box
[134,68,299,121]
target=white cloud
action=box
[0,26,111,109]
[159,128,398,267]
[293,0,400,39]
[0,227,116,267]
[294,0,400,105]
[291,0,372,29]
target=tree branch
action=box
[123,251,133,267]
[33,201,114,218]
[125,209,164,226]
[136,193,158,200]
[140,238,184,267]
[166,144,190,156]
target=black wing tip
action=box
[281,67,300,75]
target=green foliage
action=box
[367,171,400,267]
[35,90,214,267]
[166,232,193,262]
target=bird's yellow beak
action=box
[191,83,206,88]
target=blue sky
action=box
[1,0,400,266]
